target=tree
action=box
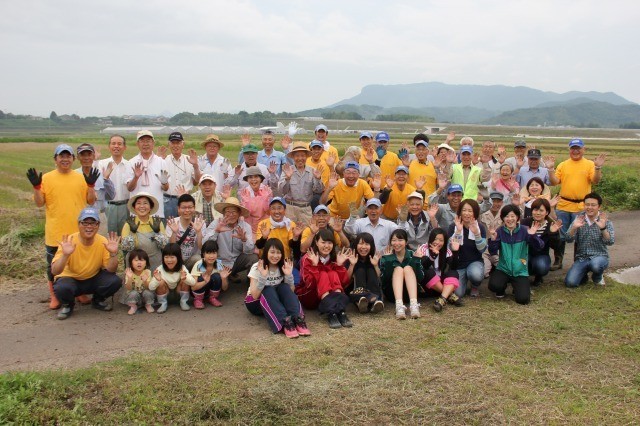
[0,110,5,119]
[49,111,59,121]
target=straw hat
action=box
[214,197,249,217]
[127,192,159,215]
[201,134,224,148]
[286,141,311,159]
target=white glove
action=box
[156,170,170,185]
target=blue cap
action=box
[313,204,329,214]
[54,144,74,156]
[460,146,473,154]
[315,124,328,132]
[359,131,373,140]
[395,166,409,174]
[415,140,429,148]
[310,140,324,149]
[269,197,287,207]
[448,184,464,194]
[365,198,382,208]
[78,207,100,222]
[344,161,360,171]
[376,132,390,142]
[569,138,584,148]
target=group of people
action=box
[27,125,615,338]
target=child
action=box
[122,249,155,315]
[346,232,384,314]
[190,240,231,308]
[246,238,311,338]
[419,228,463,312]
[149,243,196,313]
[298,228,352,329]
[379,229,425,319]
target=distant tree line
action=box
[374,114,435,122]
[169,111,298,126]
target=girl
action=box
[346,232,384,314]
[122,249,154,315]
[121,192,167,271]
[245,238,310,338]
[419,228,462,312]
[149,243,196,313]
[298,228,352,329]
[520,198,562,286]
[190,240,232,309]
[379,229,425,320]
[448,199,487,298]
[487,205,544,305]
[519,177,551,218]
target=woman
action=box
[520,198,561,286]
[121,192,168,271]
[447,199,487,298]
[487,205,544,305]
[519,176,551,218]
[238,166,273,236]
[491,163,520,204]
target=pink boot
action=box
[193,291,205,309]
[208,290,223,307]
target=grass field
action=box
[1,127,639,423]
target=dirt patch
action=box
[2,210,639,373]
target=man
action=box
[225,144,277,201]
[26,144,97,309]
[166,194,205,270]
[504,140,528,172]
[344,198,398,252]
[548,138,606,270]
[76,143,114,236]
[374,131,402,180]
[516,148,550,189]
[320,161,376,219]
[51,207,122,320]
[397,191,438,250]
[564,193,614,287]
[451,146,482,201]
[300,204,350,252]
[407,139,437,199]
[126,130,169,218]
[278,142,325,224]
[429,184,464,230]
[479,191,504,278]
[163,132,201,218]
[357,131,378,166]
[98,134,130,235]
[238,130,288,176]
[204,197,258,285]
[255,197,303,259]
[379,166,420,220]
[192,174,225,227]
[479,140,501,198]
[457,136,474,163]
[306,140,332,185]
[198,134,232,190]
[313,124,340,160]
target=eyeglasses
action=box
[79,220,100,227]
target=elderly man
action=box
[198,134,232,190]
[126,130,169,218]
[547,138,606,270]
[379,166,420,220]
[320,161,377,219]
[429,184,464,230]
[504,140,529,172]
[344,198,398,251]
[300,204,349,253]
[163,132,201,218]
[76,143,114,235]
[225,144,277,201]
[451,146,482,201]
[239,130,288,176]
[397,191,438,250]
[26,144,97,309]
[51,207,122,320]
[407,139,437,198]
[204,197,258,284]
[99,134,130,235]
[313,124,340,160]
[374,131,403,180]
[516,148,550,188]
[192,174,224,227]
[479,191,504,278]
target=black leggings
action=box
[488,269,530,305]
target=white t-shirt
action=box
[247,263,284,288]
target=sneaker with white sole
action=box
[470,287,480,298]
[371,300,384,314]
[57,304,73,320]
[356,296,368,314]
[594,277,605,286]
[395,305,407,320]
[409,303,421,319]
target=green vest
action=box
[451,164,482,201]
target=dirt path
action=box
[2,211,639,373]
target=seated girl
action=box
[379,229,425,320]
[419,228,462,312]
[190,240,232,308]
[346,232,383,314]
[121,249,154,315]
[149,243,196,313]
[245,238,310,338]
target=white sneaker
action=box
[594,277,605,286]
[409,303,421,319]
[395,305,407,320]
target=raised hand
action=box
[180,268,187,282]
[156,170,170,185]
[157,145,168,159]
[221,184,231,200]
[385,175,395,189]
[234,164,243,176]
[364,147,375,163]
[267,160,278,175]
[528,221,540,235]
[516,156,525,169]
[313,165,324,180]
[126,216,139,233]
[511,193,521,207]
[219,266,232,279]
[59,234,76,256]
[437,172,449,189]
[125,267,133,281]
[397,204,409,222]
[371,173,382,191]
[596,212,608,229]
[496,146,506,163]
[572,215,586,229]
[176,184,187,196]
[543,155,555,169]
[469,220,481,235]
[446,149,457,164]
[594,153,606,168]
[292,222,305,239]
[328,171,339,189]
[398,147,409,160]
[104,232,121,254]
[241,133,251,147]
[260,221,271,239]
[347,248,358,265]
[215,217,230,233]
[428,203,439,219]
[487,225,497,240]
[401,154,411,168]
[550,194,560,208]
[282,258,294,276]
[280,134,292,150]
[414,175,426,190]
[383,245,393,256]
[348,202,360,218]
[287,121,298,138]
[450,239,460,251]
[370,251,381,266]
[306,248,319,266]
[308,216,319,234]
[472,153,480,165]
[149,216,162,233]
[84,167,101,187]
[326,153,337,168]
[222,158,231,174]
[330,216,344,233]
[336,247,351,266]
[413,245,426,258]
[454,216,463,234]
[282,163,294,180]
[102,161,114,180]
[257,259,269,277]
[26,168,42,188]
[153,269,162,282]
[192,216,205,233]
[167,217,180,234]
[445,131,456,143]
[187,149,199,165]
[232,225,247,242]
[550,219,563,233]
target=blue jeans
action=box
[565,256,609,287]
[529,254,551,278]
[556,209,580,242]
[260,283,304,333]
[454,261,484,297]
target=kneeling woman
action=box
[245,238,310,338]
[419,228,463,312]
[487,205,544,304]
[380,229,425,320]
[520,198,561,286]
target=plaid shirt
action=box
[566,214,615,261]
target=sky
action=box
[1,0,639,117]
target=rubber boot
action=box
[76,294,92,305]
[48,280,60,310]
[179,291,191,311]
[208,290,223,307]
[192,291,205,309]
[550,241,565,271]
[156,294,168,313]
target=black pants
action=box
[349,262,382,303]
[488,269,530,305]
[54,269,122,307]
[318,291,349,315]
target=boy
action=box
[166,194,205,270]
